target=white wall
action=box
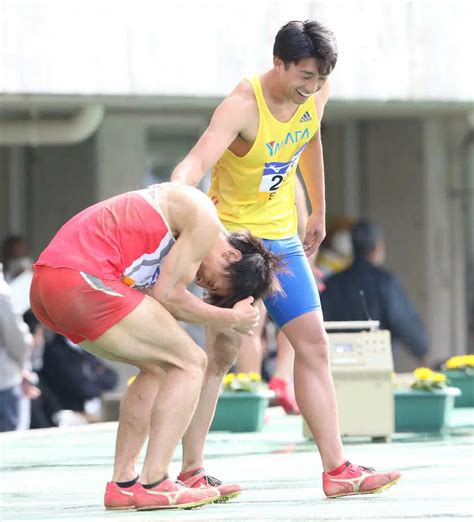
[1,0,473,101]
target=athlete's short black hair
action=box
[273,20,338,76]
[207,231,286,309]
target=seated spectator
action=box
[22,309,62,429]
[0,264,32,432]
[40,334,118,417]
[321,220,429,367]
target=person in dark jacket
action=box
[321,221,429,366]
[40,334,118,413]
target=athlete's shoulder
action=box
[225,78,258,113]
[165,184,219,220]
[210,79,257,135]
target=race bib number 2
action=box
[258,143,307,201]
[258,166,288,201]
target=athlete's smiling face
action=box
[275,56,328,104]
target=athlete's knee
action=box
[162,349,207,389]
[146,336,208,377]
[208,343,239,375]
[312,330,330,359]
[206,331,241,375]
[176,346,207,380]
[192,348,208,375]
[135,363,165,380]
[295,330,330,366]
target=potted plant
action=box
[210,372,274,433]
[441,355,474,407]
[394,368,461,433]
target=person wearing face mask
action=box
[321,220,430,367]
[0,263,33,432]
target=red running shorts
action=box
[30,265,145,344]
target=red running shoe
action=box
[104,481,142,510]
[134,476,219,511]
[178,468,241,503]
[323,461,401,498]
[268,377,300,415]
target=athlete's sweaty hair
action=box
[273,20,338,76]
[207,231,286,309]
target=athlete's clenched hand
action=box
[231,296,259,335]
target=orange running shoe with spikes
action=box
[178,468,241,503]
[323,461,401,498]
[104,481,142,510]
[105,474,219,511]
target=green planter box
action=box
[395,387,461,433]
[442,370,474,407]
[210,390,274,433]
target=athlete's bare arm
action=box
[151,188,257,332]
[298,81,331,257]
[170,81,257,186]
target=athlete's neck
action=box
[261,69,297,108]
[260,70,300,123]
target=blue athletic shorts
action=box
[262,235,321,328]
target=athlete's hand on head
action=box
[231,296,259,336]
[303,213,326,257]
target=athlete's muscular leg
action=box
[282,310,345,471]
[112,369,161,481]
[181,328,242,473]
[82,295,207,484]
[80,342,161,482]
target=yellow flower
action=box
[223,373,235,385]
[431,372,447,382]
[127,376,136,386]
[236,372,249,381]
[414,367,434,381]
[445,356,463,369]
[249,372,262,381]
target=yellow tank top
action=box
[209,75,319,239]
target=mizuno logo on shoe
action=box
[328,471,372,492]
[119,490,134,496]
[299,111,312,123]
[146,490,182,504]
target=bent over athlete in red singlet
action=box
[29,183,282,511]
[31,188,175,343]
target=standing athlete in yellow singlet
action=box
[171,20,401,499]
